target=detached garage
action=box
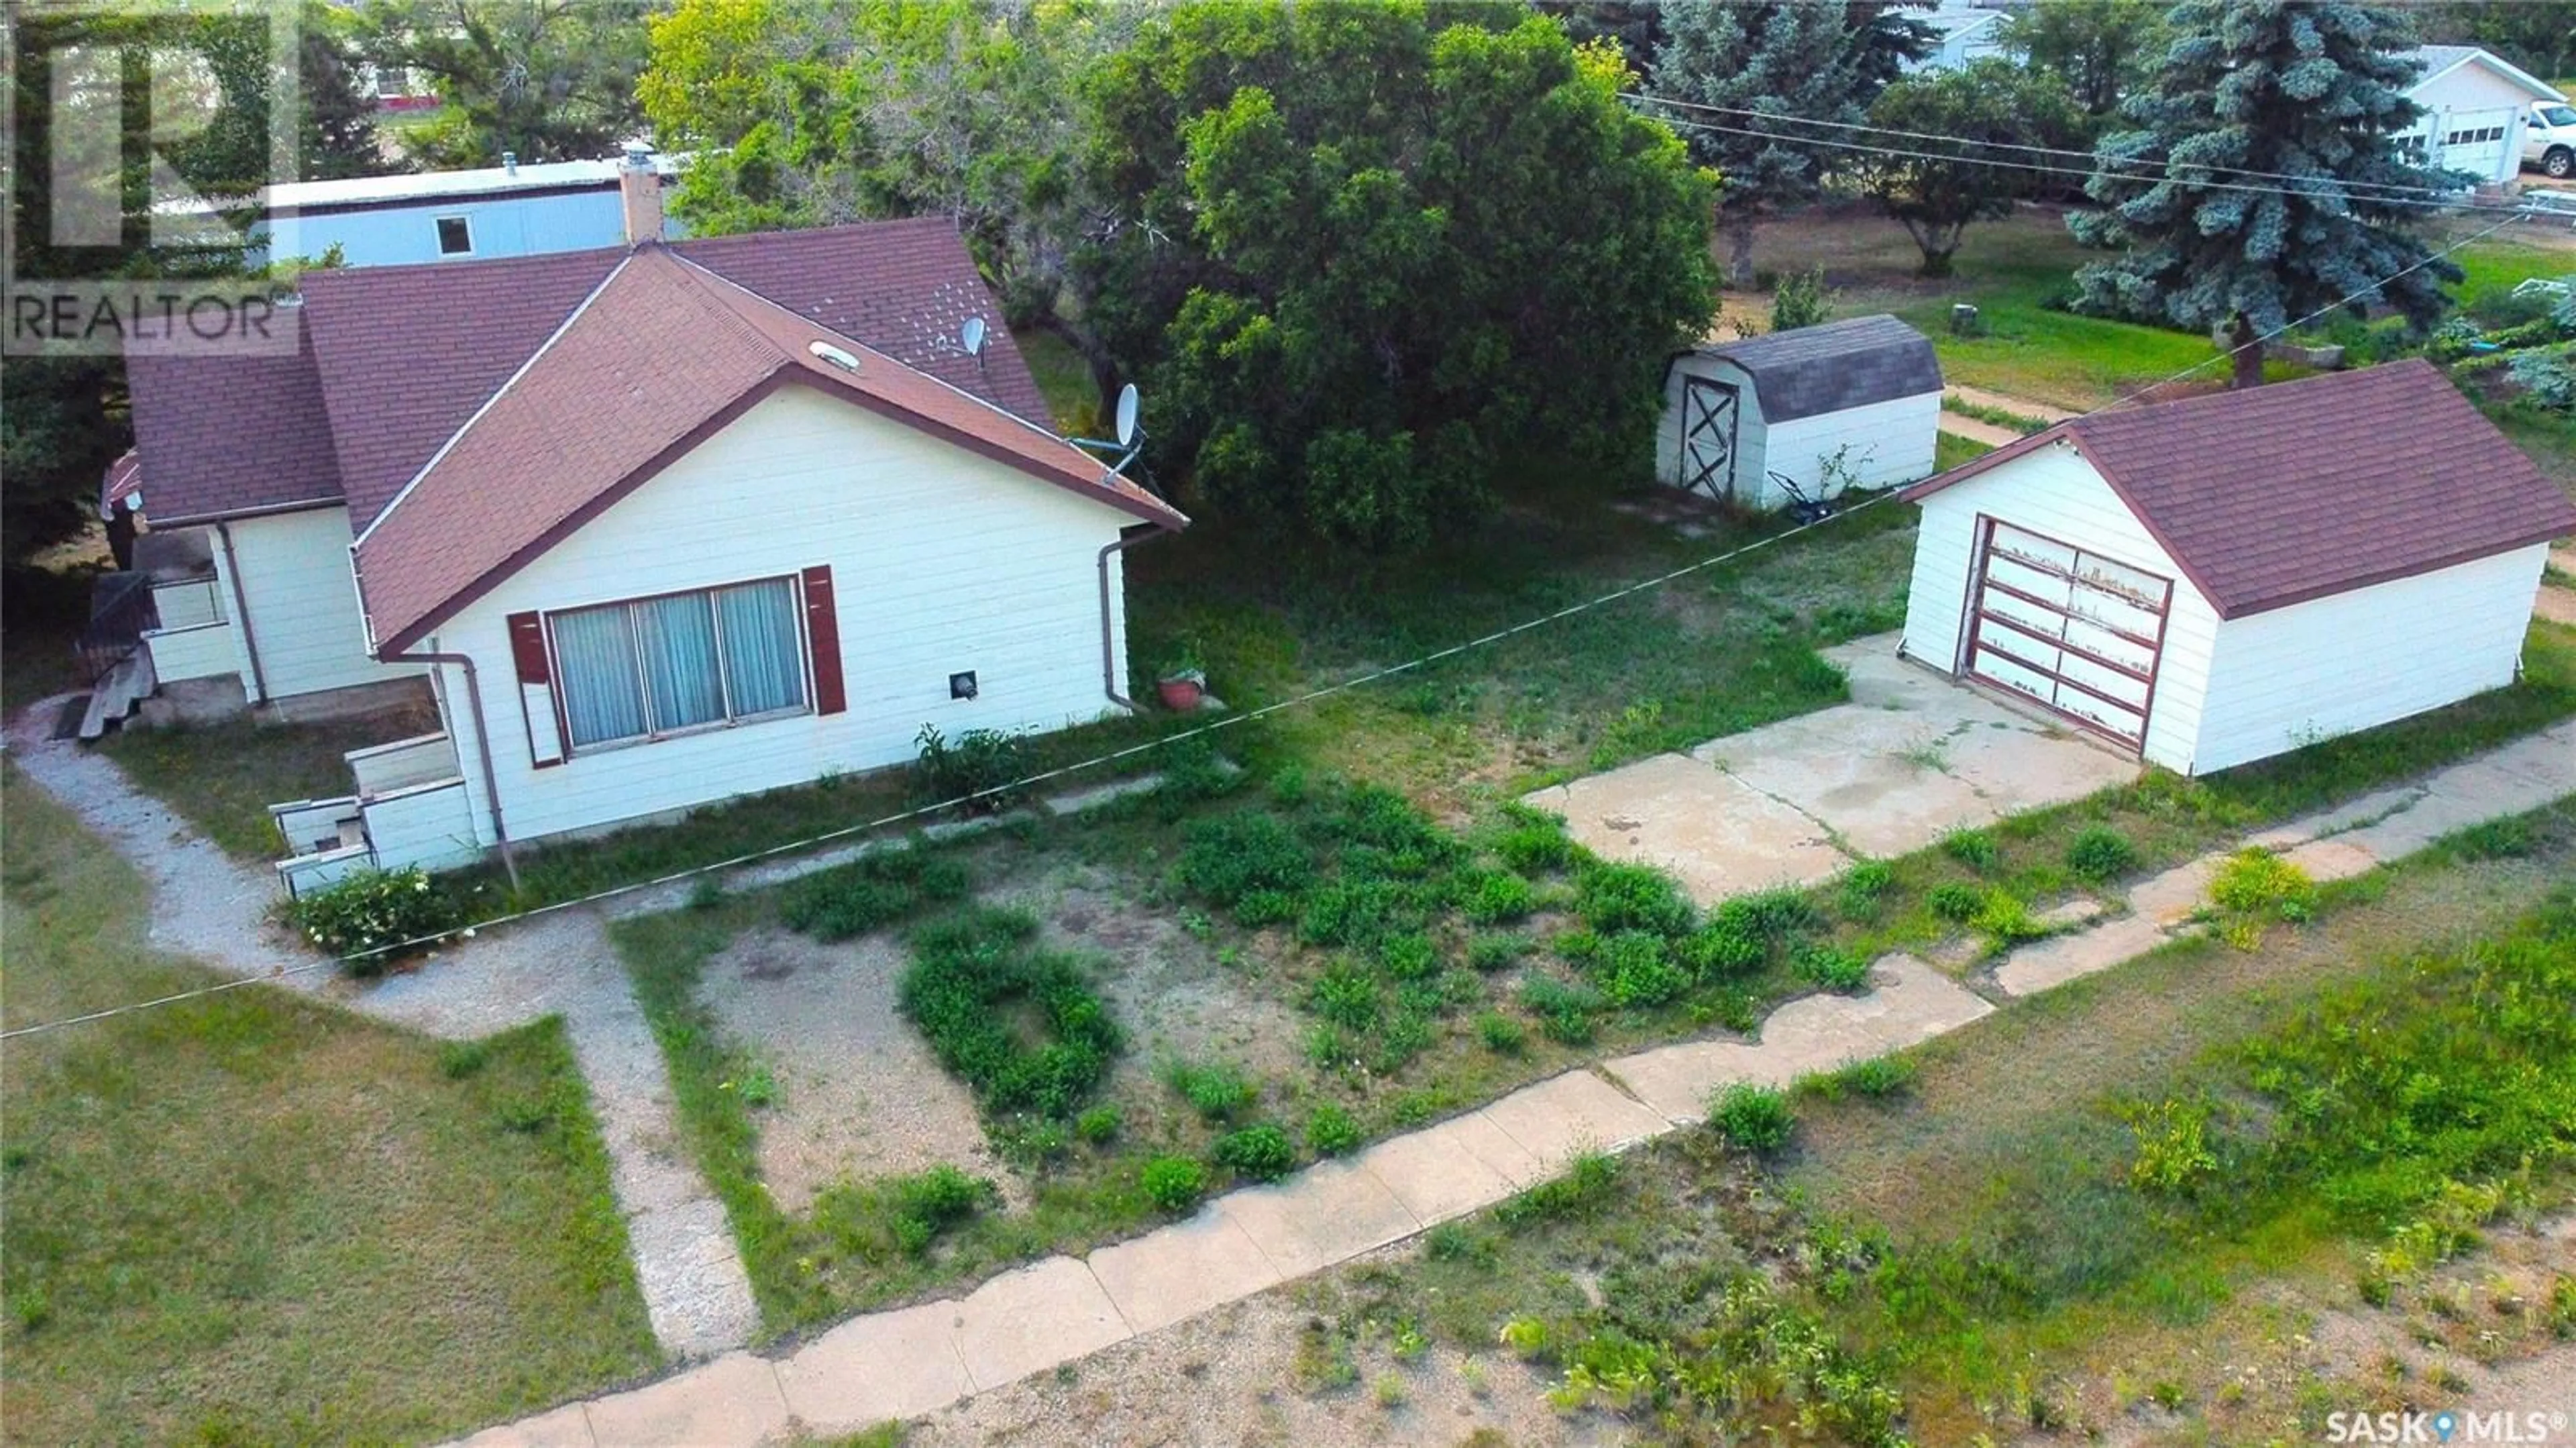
[1898,361,2576,775]
[1657,315,1943,511]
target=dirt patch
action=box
[904,1274,1610,1448]
[698,926,1006,1214]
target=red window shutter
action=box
[506,611,549,684]
[802,565,846,715]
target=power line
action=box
[0,209,2534,1042]
[1625,91,2526,209]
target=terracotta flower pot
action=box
[1157,674,1204,711]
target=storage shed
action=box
[1657,315,1943,510]
[1897,361,2576,775]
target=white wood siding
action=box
[435,385,1138,847]
[2408,58,2545,185]
[1760,391,1941,505]
[143,622,238,682]
[226,507,425,701]
[1899,446,2222,772]
[2190,545,2548,774]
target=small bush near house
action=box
[1494,807,1578,874]
[2120,1097,2218,1195]
[1520,974,1604,1045]
[1477,1011,1527,1054]
[287,866,460,972]
[1814,1054,1917,1100]
[1306,1102,1361,1156]
[1496,1150,1619,1227]
[1720,888,1820,943]
[1968,890,2046,948]
[1466,932,1534,972]
[1794,943,1872,994]
[1597,931,1690,1007]
[1711,1083,1796,1153]
[1378,932,1440,980]
[2065,825,2139,883]
[1680,918,1767,978]
[1941,828,1999,872]
[914,723,1032,813]
[886,1163,998,1255]
[1165,1057,1258,1123]
[1211,1122,1297,1182]
[1178,812,1317,907]
[1574,862,1696,937]
[1836,861,1895,919]
[2209,847,2316,917]
[779,845,971,941]
[898,907,1122,1118]
[1141,1155,1209,1213]
[1926,882,1983,923]
[1307,960,1384,1031]
[1460,870,1536,923]
[1073,1104,1122,1145]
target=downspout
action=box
[381,647,519,891]
[1097,528,1168,713]
[212,521,268,703]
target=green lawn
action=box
[97,704,438,861]
[0,768,659,1444]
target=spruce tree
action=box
[2069,1,2466,388]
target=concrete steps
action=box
[76,648,156,741]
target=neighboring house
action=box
[1904,3,2009,74]
[1898,362,2575,775]
[252,142,681,268]
[2401,44,2565,187]
[124,213,1182,890]
[1656,315,1944,511]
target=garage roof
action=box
[1690,314,1943,423]
[1904,360,2576,618]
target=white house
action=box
[2402,44,2565,187]
[1905,3,2009,74]
[123,212,1179,891]
[1657,315,1945,511]
[1897,362,2576,775]
[253,143,682,268]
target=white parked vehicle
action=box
[2527,99,2576,180]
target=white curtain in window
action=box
[718,578,806,717]
[555,605,647,746]
[636,592,724,730]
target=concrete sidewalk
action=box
[452,718,2575,1448]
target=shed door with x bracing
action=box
[1678,375,1740,500]
[1963,518,2172,752]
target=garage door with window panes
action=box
[2436,110,2516,178]
[1962,519,2170,751]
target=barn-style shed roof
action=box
[1687,314,1943,423]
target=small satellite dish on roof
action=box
[808,340,859,372]
[1114,383,1140,447]
[960,315,986,358]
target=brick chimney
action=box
[619,141,662,246]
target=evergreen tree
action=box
[2070,1,2465,389]
[1650,0,1872,285]
[1998,0,2172,118]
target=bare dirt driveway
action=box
[1523,635,2139,902]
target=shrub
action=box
[1795,943,1872,993]
[1177,812,1315,905]
[1711,1083,1795,1153]
[780,845,970,941]
[288,866,460,971]
[1969,890,2045,945]
[1212,1122,1297,1182]
[1721,888,1819,943]
[1140,1155,1208,1213]
[899,907,1122,1117]
[1165,1057,1257,1122]
[890,1163,997,1245]
[1375,1008,1435,1072]
[1841,1055,1916,1099]
[1497,1151,1618,1227]
[914,723,1030,812]
[1680,919,1766,978]
[1460,870,1536,923]
[1297,878,1410,948]
[1234,888,1301,927]
[1477,1011,1527,1054]
[2121,1097,2217,1194]
[1599,931,1689,1008]
[1378,932,1441,981]
[1308,960,1384,1031]
[1467,932,1534,972]
[2065,825,2139,884]
[1837,862,1894,919]
[2209,847,2316,917]
[1554,928,1603,965]
[1926,882,1982,922]
[1521,974,1603,1045]
[1305,1102,1361,1155]
[1576,862,1696,937]
[1941,828,1999,872]
[1073,1104,1122,1145]
[1493,805,1576,874]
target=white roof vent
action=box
[808,340,859,372]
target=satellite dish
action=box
[960,315,986,358]
[1114,383,1140,447]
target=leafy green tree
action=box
[1089,3,1715,550]
[2416,1,2576,86]
[354,0,651,167]
[1865,59,2084,276]
[298,5,397,181]
[2070,1,2465,389]
[1998,0,2172,118]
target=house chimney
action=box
[619,140,661,246]
[501,150,517,175]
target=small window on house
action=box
[435,215,472,256]
[550,576,808,750]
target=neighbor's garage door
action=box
[1964,519,2171,751]
[2436,107,2517,183]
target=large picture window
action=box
[551,576,808,749]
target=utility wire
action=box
[0,209,2534,1042]
[1625,91,2545,209]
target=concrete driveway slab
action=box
[1994,914,2172,997]
[1477,1070,1669,1168]
[774,1300,973,1431]
[947,1256,1130,1392]
[1214,1158,1420,1278]
[1085,1207,1284,1334]
[580,1354,786,1448]
[453,1403,596,1448]
[1937,720,2139,815]
[1354,1119,1523,1225]
[1524,753,1849,904]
